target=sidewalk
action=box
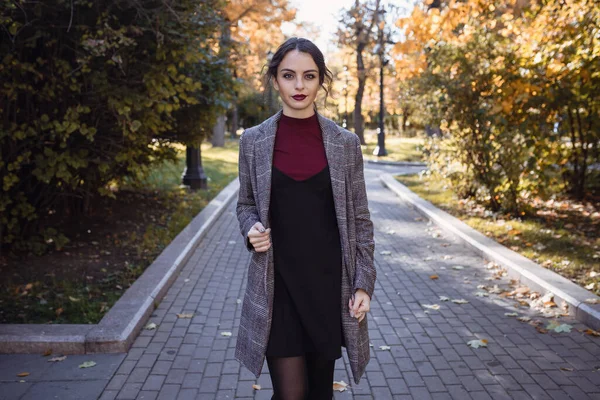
[2,163,600,399]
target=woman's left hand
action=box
[349,289,370,322]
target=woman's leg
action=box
[266,355,308,400]
[305,352,335,400]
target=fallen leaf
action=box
[467,339,488,348]
[79,361,96,368]
[430,275,439,280]
[504,312,519,317]
[252,384,261,390]
[517,316,531,322]
[475,292,489,297]
[439,296,450,302]
[379,345,391,350]
[380,251,392,255]
[535,326,548,334]
[560,367,574,371]
[145,322,157,330]
[333,380,349,392]
[220,331,232,337]
[585,283,595,290]
[452,266,465,270]
[176,313,194,319]
[452,299,469,304]
[43,349,52,357]
[584,329,600,337]
[422,304,440,310]
[16,372,29,377]
[48,356,67,362]
[584,298,600,304]
[546,320,572,333]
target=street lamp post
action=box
[266,50,274,117]
[373,18,388,157]
[182,143,208,190]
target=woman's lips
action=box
[292,95,307,101]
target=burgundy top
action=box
[272,113,327,181]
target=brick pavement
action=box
[2,163,600,399]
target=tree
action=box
[337,0,382,144]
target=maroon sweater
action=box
[272,113,327,181]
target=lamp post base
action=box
[182,145,208,190]
[373,145,388,157]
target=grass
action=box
[361,130,425,163]
[0,138,240,324]
[395,172,600,296]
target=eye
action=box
[305,74,316,79]
[283,73,294,79]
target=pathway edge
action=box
[380,173,600,331]
[0,178,241,354]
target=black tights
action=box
[266,353,335,400]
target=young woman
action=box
[234,37,376,399]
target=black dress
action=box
[265,164,344,360]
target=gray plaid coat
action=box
[234,110,376,385]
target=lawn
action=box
[395,173,600,296]
[361,130,425,163]
[0,139,240,324]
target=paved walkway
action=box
[2,164,600,399]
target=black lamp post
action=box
[266,50,274,117]
[182,143,207,190]
[373,36,388,156]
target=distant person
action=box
[234,37,376,399]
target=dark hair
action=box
[263,37,334,108]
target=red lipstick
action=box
[292,95,307,101]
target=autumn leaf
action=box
[252,384,261,390]
[145,322,157,330]
[546,321,572,333]
[452,265,465,270]
[584,329,600,337]
[560,367,574,371]
[43,349,52,357]
[79,361,96,368]
[220,331,232,337]
[48,356,67,362]
[517,316,531,322]
[430,275,439,280]
[333,380,349,392]
[379,345,391,350]
[584,298,600,304]
[380,251,392,255]
[422,304,440,310]
[176,313,194,319]
[467,339,488,348]
[439,296,450,302]
[16,372,29,377]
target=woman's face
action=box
[272,50,321,118]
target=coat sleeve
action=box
[236,132,259,253]
[350,134,376,299]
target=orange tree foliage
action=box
[0,0,234,253]
[393,0,599,213]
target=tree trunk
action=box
[231,102,239,139]
[211,114,226,147]
[354,47,367,145]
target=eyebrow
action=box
[280,68,318,74]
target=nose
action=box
[295,77,304,90]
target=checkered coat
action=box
[234,110,376,385]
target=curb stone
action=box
[380,172,600,331]
[365,158,427,167]
[0,178,240,354]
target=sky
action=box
[281,0,411,57]
[281,0,354,56]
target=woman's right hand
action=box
[248,222,271,252]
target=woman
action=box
[234,37,376,399]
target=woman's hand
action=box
[349,289,370,323]
[247,222,271,252]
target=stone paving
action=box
[2,163,600,399]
